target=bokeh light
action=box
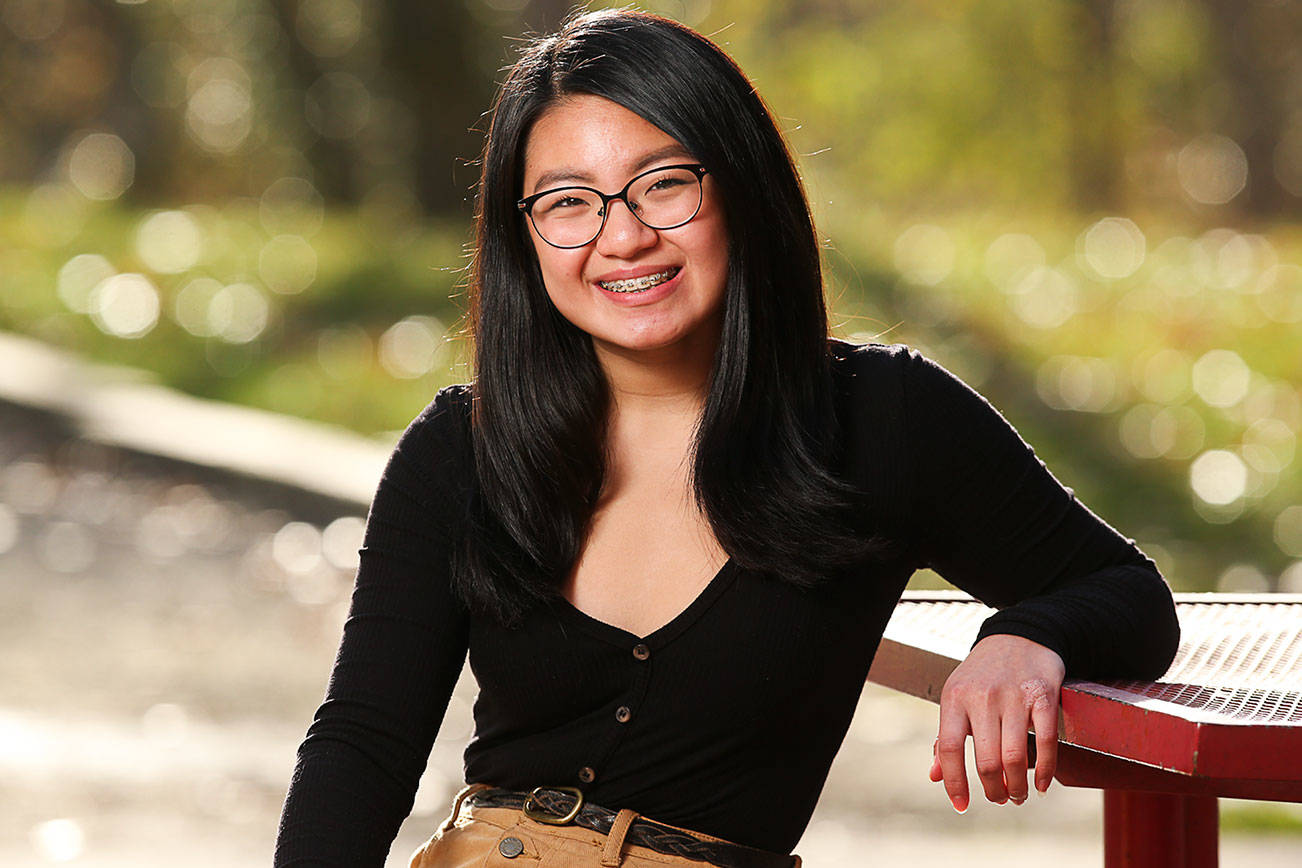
[322,516,365,571]
[259,177,324,236]
[1254,382,1302,431]
[269,521,351,607]
[984,232,1045,290]
[1080,217,1145,280]
[208,283,270,344]
[1036,355,1117,413]
[1189,449,1247,506]
[28,817,85,863]
[272,521,322,575]
[136,505,189,560]
[57,254,115,314]
[66,132,135,201]
[1009,266,1078,329]
[1241,418,1295,476]
[185,58,254,154]
[1,460,59,514]
[37,521,96,574]
[1255,264,1302,323]
[893,224,953,286]
[172,277,224,337]
[1177,134,1247,205]
[1191,349,1250,408]
[1280,562,1302,593]
[379,316,447,379]
[295,0,363,58]
[1276,506,1302,558]
[89,273,161,339]
[1133,348,1192,405]
[258,235,317,294]
[1149,405,1206,460]
[1216,563,1270,593]
[136,210,204,274]
[1119,403,1205,460]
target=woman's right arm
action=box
[273,387,474,867]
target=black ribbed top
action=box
[273,341,1179,865]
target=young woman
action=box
[274,10,1179,867]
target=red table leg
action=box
[1103,791,1219,868]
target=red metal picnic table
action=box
[866,591,1302,868]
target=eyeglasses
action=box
[517,163,709,249]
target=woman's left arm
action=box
[894,347,1180,812]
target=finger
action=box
[929,738,943,783]
[1000,702,1030,804]
[970,705,1009,805]
[935,705,971,813]
[1025,678,1060,793]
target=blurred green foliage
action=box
[1,0,1300,592]
[1220,801,1302,835]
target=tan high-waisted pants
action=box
[410,784,803,868]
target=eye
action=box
[646,176,688,193]
[536,193,592,215]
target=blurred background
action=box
[1,0,1299,864]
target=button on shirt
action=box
[275,341,1180,867]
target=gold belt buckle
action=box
[522,786,584,825]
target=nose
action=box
[594,197,658,258]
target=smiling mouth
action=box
[597,267,680,293]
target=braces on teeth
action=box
[600,268,677,293]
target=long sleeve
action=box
[274,387,475,866]
[896,347,1180,680]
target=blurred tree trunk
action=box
[375,0,498,218]
[268,0,363,205]
[1065,0,1124,212]
[94,1,180,205]
[1198,0,1298,217]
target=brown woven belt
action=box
[466,786,796,868]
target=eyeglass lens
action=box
[529,166,703,248]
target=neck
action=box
[594,336,716,416]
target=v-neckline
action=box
[553,557,739,649]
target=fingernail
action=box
[951,796,968,814]
[1011,796,1026,805]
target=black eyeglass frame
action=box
[516,163,710,249]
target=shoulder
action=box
[409,382,474,435]
[827,337,946,403]
[829,338,996,416]
[828,337,947,379]
[388,382,476,488]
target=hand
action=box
[927,634,1065,812]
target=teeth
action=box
[598,268,677,293]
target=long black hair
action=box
[458,9,888,622]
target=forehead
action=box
[522,94,692,191]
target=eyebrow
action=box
[529,144,695,194]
